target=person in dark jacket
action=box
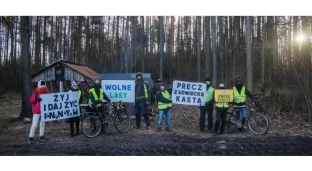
[156,83,173,132]
[87,78,111,114]
[199,77,215,133]
[213,84,229,136]
[87,78,111,133]
[134,72,151,129]
[68,80,82,136]
[233,79,255,131]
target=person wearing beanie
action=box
[213,83,229,136]
[233,79,255,132]
[68,80,82,136]
[199,77,215,133]
[156,83,173,132]
[134,72,151,129]
[28,80,50,145]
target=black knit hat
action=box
[205,77,211,82]
[236,79,243,85]
[37,80,46,89]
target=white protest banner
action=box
[101,80,135,103]
[40,92,80,122]
[172,80,206,106]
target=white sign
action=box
[101,80,135,103]
[40,92,80,122]
[172,80,206,106]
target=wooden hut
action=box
[31,59,98,94]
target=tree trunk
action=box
[211,16,217,86]
[34,16,41,71]
[43,16,46,66]
[58,17,62,59]
[49,16,54,64]
[293,16,298,66]
[125,16,130,73]
[287,16,292,68]
[205,16,211,78]
[66,16,71,60]
[86,17,90,65]
[116,16,121,72]
[197,16,201,82]
[19,16,32,120]
[77,17,82,63]
[224,16,229,83]
[245,16,253,92]
[261,16,266,93]
[159,16,164,82]
[266,16,274,93]
[218,16,224,83]
[140,16,145,73]
[257,16,262,43]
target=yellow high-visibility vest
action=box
[69,90,81,100]
[88,88,104,108]
[158,90,172,110]
[233,86,246,103]
[206,86,214,102]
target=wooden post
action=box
[59,81,64,92]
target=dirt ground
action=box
[1,92,312,156]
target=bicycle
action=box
[81,101,131,138]
[224,100,270,135]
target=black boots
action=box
[39,136,46,143]
[166,127,172,132]
[70,128,80,136]
[76,124,80,135]
[157,127,172,132]
[28,137,33,145]
[28,136,47,144]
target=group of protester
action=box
[27,72,255,145]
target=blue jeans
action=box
[235,107,247,119]
[157,108,171,127]
[235,107,247,126]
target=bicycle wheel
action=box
[114,111,131,133]
[247,112,270,135]
[224,112,237,133]
[81,115,102,138]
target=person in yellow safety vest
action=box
[213,84,229,136]
[134,72,151,129]
[68,80,82,136]
[200,77,215,133]
[233,79,255,132]
[156,83,173,132]
[87,78,111,116]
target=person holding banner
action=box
[28,80,50,145]
[134,72,151,130]
[156,83,173,132]
[87,78,111,121]
[68,80,82,136]
[213,84,229,136]
[233,79,255,132]
[199,77,215,133]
